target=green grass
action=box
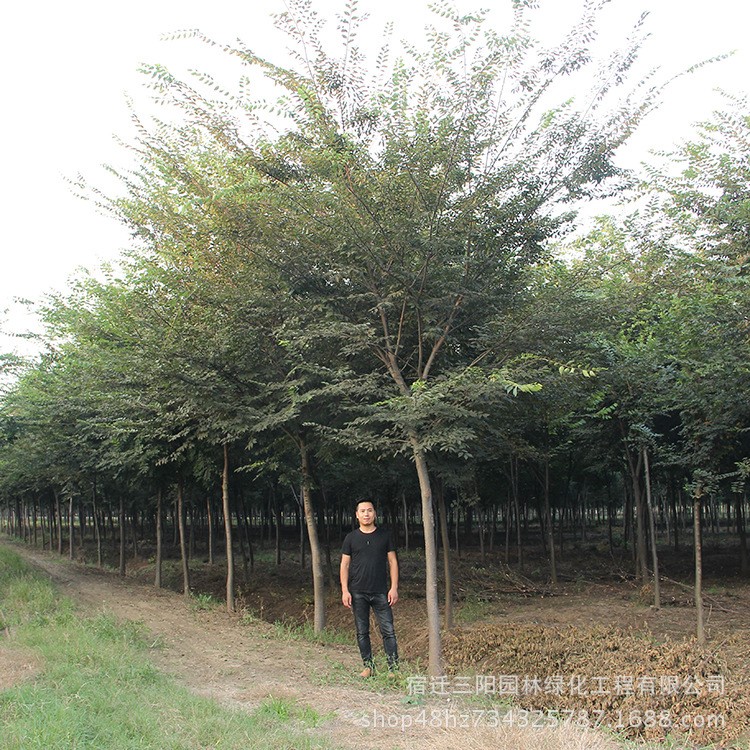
[188,591,222,611]
[267,617,352,647]
[455,592,494,624]
[0,545,332,750]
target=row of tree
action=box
[1,1,749,672]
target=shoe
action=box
[360,666,373,678]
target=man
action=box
[340,499,399,677]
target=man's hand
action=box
[340,554,352,608]
[388,587,399,606]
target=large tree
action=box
[93,0,666,674]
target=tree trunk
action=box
[490,503,497,554]
[222,444,235,612]
[642,447,660,609]
[177,480,191,597]
[544,455,557,586]
[291,488,306,568]
[300,436,325,632]
[401,491,409,553]
[155,487,163,588]
[436,480,453,631]
[623,434,648,581]
[54,489,63,556]
[40,498,47,550]
[68,494,74,561]
[188,505,195,561]
[510,456,523,570]
[273,484,282,566]
[319,483,335,590]
[119,496,126,577]
[693,484,705,645]
[206,494,215,567]
[92,480,102,569]
[409,432,442,676]
[737,492,748,576]
[131,511,139,560]
[237,487,253,574]
[504,491,511,564]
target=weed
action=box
[188,592,220,611]
[255,696,323,728]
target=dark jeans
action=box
[351,591,399,670]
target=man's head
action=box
[355,500,376,527]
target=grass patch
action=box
[260,616,352,647]
[255,695,324,728]
[456,592,494,624]
[188,591,221,611]
[0,545,332,750]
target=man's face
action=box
[356,502,376,526]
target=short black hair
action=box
[355,499,376,511]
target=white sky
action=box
[1,0,748,353]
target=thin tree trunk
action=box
[693,484,705,645]
[188,506,195,561]
[490,503,497,554]
[624,442,648,582]
[236,500,250,579]
[401,491,409,553]
[222,443,235,613]
[40,497,47,551]
[54,489,63,556]
[436,480,453,630]
[643,447,660,609]
[737,492,748,576]
[634,484,647,579]
[155,487,163,588]
[206,494,215,567]
[119,496,126,577]
[237,487,253,574]
[409,433,442,676]
[68,494,74,561]
[273,484,282,566]
[504,491,511,564]
[92,480,102,569]
[300,436,325,632]
[177,480,190,597]
[544,456,557,586]
[510,456,523,570]
[291,486,306,568]
[131,511,139,560]
[454,503,460,558]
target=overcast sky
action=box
[1,0,748,352]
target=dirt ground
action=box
[2,539,749,749]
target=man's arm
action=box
[387,550,399,606]
[340,553,352,608]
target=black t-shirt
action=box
[341,527,396,594]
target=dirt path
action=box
[5,542,622,750]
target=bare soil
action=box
[3,539,749,749]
